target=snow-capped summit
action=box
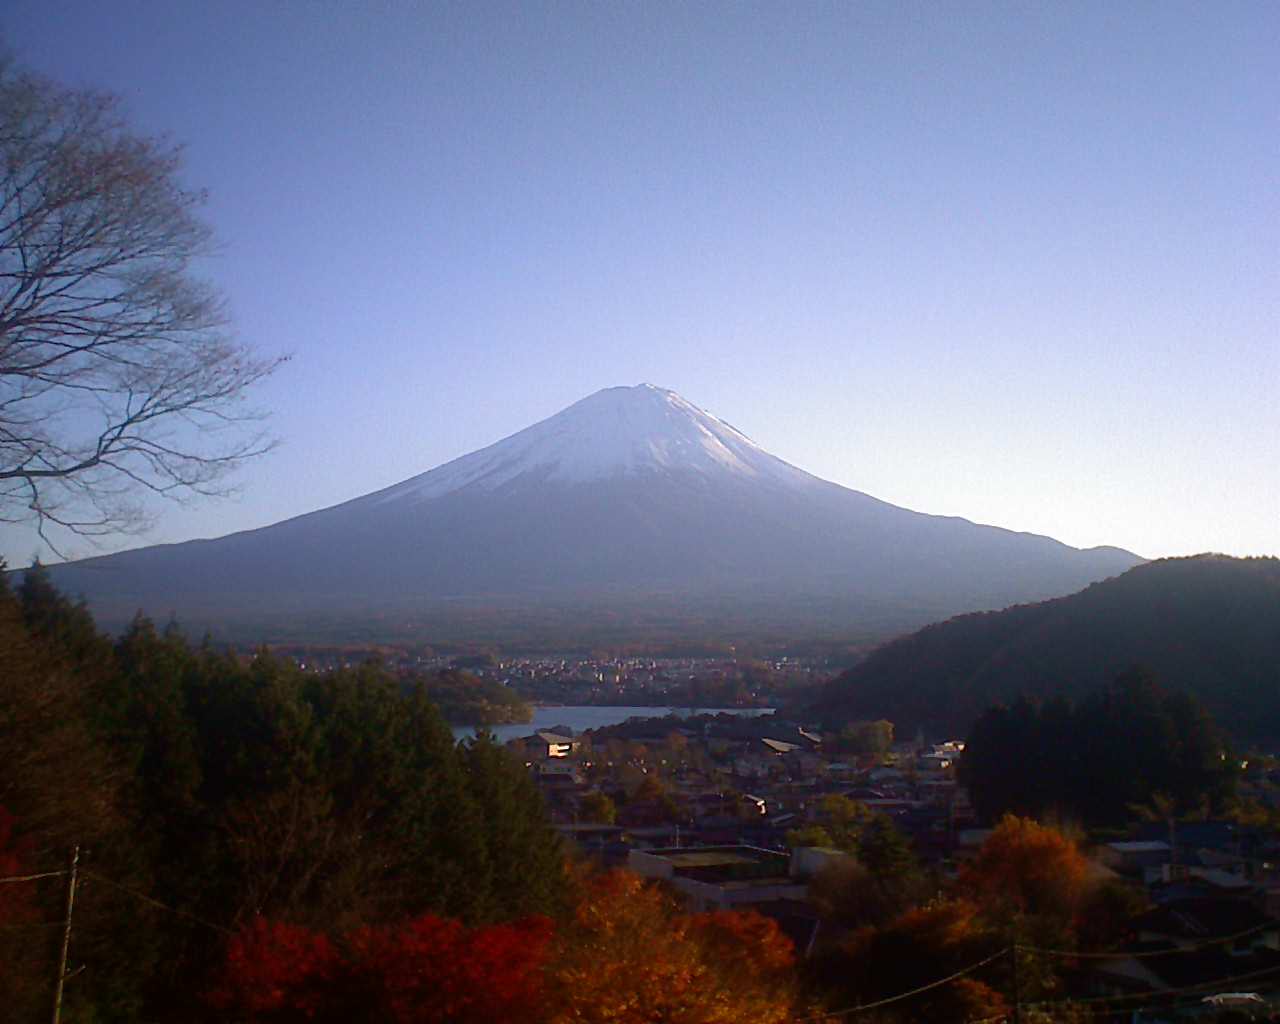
[44,385,1143,643]
[366,384,814,505]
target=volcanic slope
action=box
[43,385,1140,642]
[811,555,1280,743]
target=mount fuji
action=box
[43,385,1141,644]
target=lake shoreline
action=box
[451,704,776,743]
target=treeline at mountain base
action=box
[960,667,1238,826]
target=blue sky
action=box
[2,1,1276,565]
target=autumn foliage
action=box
[210,870,797,1024]
[824,898,1008,1024]
[806,816,1126,1021]
[207,918,340,1019]
[959,813,1089,924]
[689,907,798,980]
[545,869,797,1024]
[0,806,34,924]
[0,806,40,1008]
[209,912,552,1023]
[346,914,552,1023]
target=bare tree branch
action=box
[0,57,285,544]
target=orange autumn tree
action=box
[689,908,797,979]
[960,814,1089,926]
[874,899,1007,1020]
[820,898,1007,1024]
[546,870,797,1024]
[956,814,1097,1006]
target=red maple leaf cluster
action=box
[208,912,552,1023]
[0,806,35,927]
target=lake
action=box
[451,705,776,743]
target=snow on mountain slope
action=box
[364,384,818,506]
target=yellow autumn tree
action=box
[545,870,796,1024]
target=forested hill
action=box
[809,555,1280,743]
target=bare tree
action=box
[0,58,284,549]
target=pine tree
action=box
[857,813,918,884]
[461,732,565,921]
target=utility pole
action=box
[51,845,79,1024]
[1008,942,1018,1024]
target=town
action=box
[273,648,835,708]
[509,708,1280,1018]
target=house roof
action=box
[1097,947,1280,993]
[1132,821,1249,850]
[1134,897,1276,940]
[641,844,792,883]
[1106,841,1173,854]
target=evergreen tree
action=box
[461,731,565,921]
[16,561,113,668]
[857,813,917,885]
[0,568,161,1021]
[0,570,572,1018]
[961,668,1235,825]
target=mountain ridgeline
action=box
[811,555,1280,744]
[40,385,1138,645]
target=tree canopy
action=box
[959,667,1236,826]
[813,555,1280,743]
[544,870,797,1024]
[0,568,565,1020]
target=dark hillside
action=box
[810,555,1280,743]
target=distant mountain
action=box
[40,384,1140,644]
[809,555,1280,742]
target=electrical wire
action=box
[1020,960,1280,1010]
[0,869,68,884]
[80,871,233,935]
[1016,919,1276,960]
[1025,991,1276,1021]
[790,947,1011,1021]
[790,923,1280,1022]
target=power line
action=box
[965,960,1280,1023]
[1016,919,1275,960]
[1023,991,1275,1022]
[80,871,233,935]
[0,869,68,884]
[789,926,1280,1023]
[0,864,234,935]
[0,920,65,931]
[1020,960,1280,1011]
[0,865,232,935]
[791,948,1011,1022]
